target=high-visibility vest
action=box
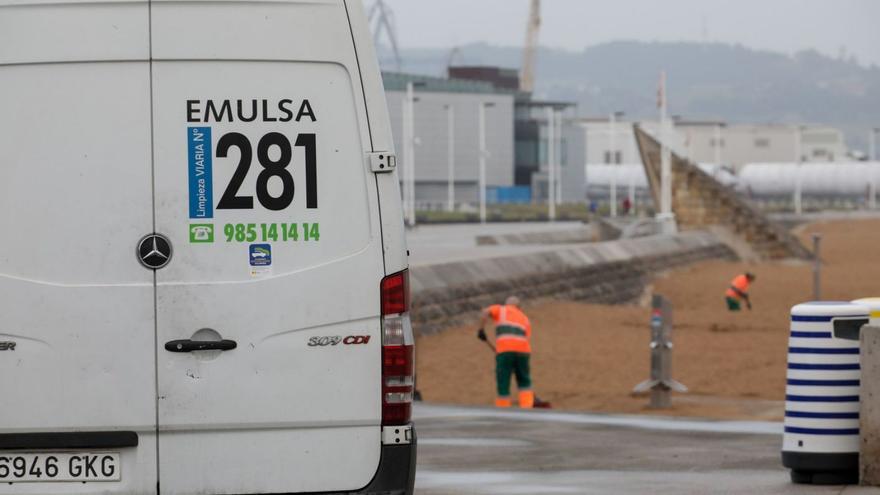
[488,304,532,354]
[726,274,750,300]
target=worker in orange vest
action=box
[726,272,756,311]
[478,296,534,409]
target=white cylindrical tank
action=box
[585,164,648,189]
[584,163,738,190]
[783,301,868,485]
[739,162,880,197]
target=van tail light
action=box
[381,269,409,315]
[381,270,414,426]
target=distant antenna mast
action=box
[521,0,541,92]
[368,0,402,71]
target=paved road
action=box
[413,404,880,495]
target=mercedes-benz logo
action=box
[137,234,173,270]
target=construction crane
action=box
[368,0,402,71]
[520,0,541,92]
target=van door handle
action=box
[164,339,237,353]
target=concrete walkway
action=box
[413,404,880,495]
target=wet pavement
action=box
[413,404,880,495]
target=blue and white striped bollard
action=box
[782,301,868,485]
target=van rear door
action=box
[150,2,385,494]
[0,2,158,494]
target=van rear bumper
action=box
[357,429,417,495]
[225,428,417,495]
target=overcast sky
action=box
[375,0,880,67]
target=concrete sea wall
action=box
[476,226,594,246]
[410,230,736,335]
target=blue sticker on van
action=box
[249,244,272,266]
[188,127,213,219]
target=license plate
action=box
[0,452,120,482]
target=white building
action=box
[576,118,851,171]
[575,118,645,166]
[675,122,850,167]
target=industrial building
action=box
[525,111,585,204]
[382,71,856,212]
[445,66,581,204]
[383,72,515,209]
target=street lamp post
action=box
[794,125,804,216]
[870,128,879,162]
[402,81,427,227]
[630,127,640,215]
[555,110,563,206]
[655,71,676,233]
[582,124,590,205]
[609,111,624,217]
[870,172,877,211]
[546,107,556,221]
[628,176,636,216]
[403,81,417,227]
[479,102,495,224]
[445,104,456,212]
[868,128,879,210]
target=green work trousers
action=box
[496,352,532,397]
[726,296,742,311]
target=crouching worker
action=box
[479,296,534,409]
[726,272,756,311]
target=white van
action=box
[0,1,415,494]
